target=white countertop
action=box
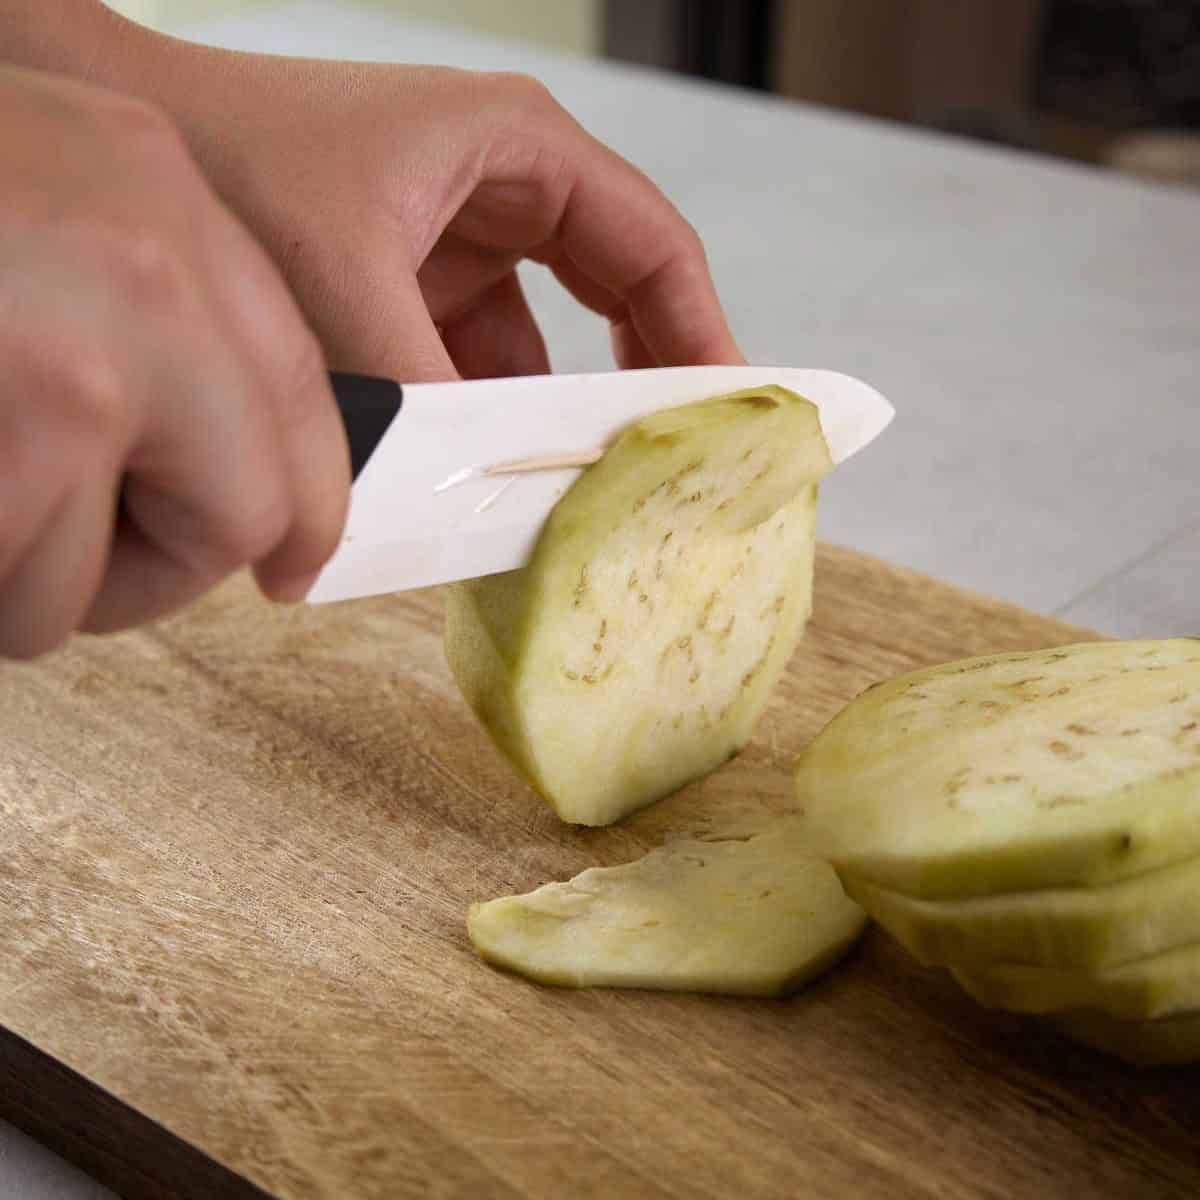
[171,1,1200,636]
[5,2,1198,1195]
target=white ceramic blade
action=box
[306,366,893,603]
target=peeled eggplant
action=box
[794,640,1200,899]
[1057,1008,1200,1067]
[842,859,1200,970]
[447,386,832,826]
[952,942,1200,1021]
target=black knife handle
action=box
[329,372,404,480]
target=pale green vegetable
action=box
[953,942,1200,1020]
[447,386,832,826]
[794,640,1200,899]
[467,828,866,996]
[1056,1008,1200,1066]
[842,858,1200,970]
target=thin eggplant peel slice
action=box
[467,828,866,996]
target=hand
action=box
[111,40,745,381]
[0,65,349,658]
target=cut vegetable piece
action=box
[952,941,1200,1021]
[842,857,1200,970]
[1056,1008,1200,1066]
[794,640,1200,899]
[466,828,867,996]
[447,386,832,826]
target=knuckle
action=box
[270,327,332,444]
[53,349,128,437]
[92,92,190,163]
[216,488,292,570]
[675,217,705,261]
[138,235,190,309]
[283,328,329,405]
[488,70,556,110]
[100,224,188,313]
[657,221,710,290]
[264,328,330,435]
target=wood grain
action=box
[0,544,1196,1200]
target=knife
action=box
[307,366,894,603]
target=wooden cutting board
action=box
[1,544,1196,1200]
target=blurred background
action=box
[113,0,1200,188]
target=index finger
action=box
[540,133,745,368]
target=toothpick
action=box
[483,449,604,476]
